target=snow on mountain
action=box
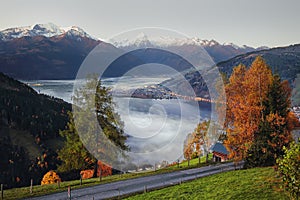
[152,37,220,47]
[110,32,153,48]
[110,33,270,63]
[223,42,241,50]
[0,23,97,41]
[111,33,254,50]
[61,26,98,40]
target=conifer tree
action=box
[245,74,298,167]
[58,75,128,176]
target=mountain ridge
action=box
[0,23,290,80]
[0,33,105,79]
[110,33,268,63]
[162,43,300,105]
[0,22,97,41]
[217,43,300,82]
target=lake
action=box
[23,77,212,166]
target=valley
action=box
[0,21,299,200]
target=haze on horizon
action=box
[0,0,299,48]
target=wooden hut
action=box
[212,142,229,162]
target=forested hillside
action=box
[0,72,71,188]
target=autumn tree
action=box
[192,120,212,163]
[183,133,194,166]
[245,74,298,167]
[224,57,273,162]
[183,120,214,164]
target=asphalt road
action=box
[28,162,243,200]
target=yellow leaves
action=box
[183,121,211,159]
[41,171,61,185]
[266,113,285,127]
[224,57,274,161]
[183,133,194,159]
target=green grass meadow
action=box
[2,156,289,200]
[126,167,289,200]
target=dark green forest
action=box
[0,72,71,188]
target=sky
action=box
[0,0,299,48]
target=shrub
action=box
[277,141,300,200]
[41,171,61,185]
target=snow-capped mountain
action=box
[0,23,97,41]
[111,34,220,48]
[111,33,261,49]
[0,23,271,79]
[110,32,268,63]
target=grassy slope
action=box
[126,167,289,200]
[2,157,213,199]
[3,156,288,200]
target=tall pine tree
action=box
[58,75,128,177]
[245,74,298,167]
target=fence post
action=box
[1,184,3,200]
[177,159,180,168]
[99,167,102,182]
[68,186,71,200]
[57,179,60,188]
[30,179,33,194]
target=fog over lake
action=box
[24,77,212,165]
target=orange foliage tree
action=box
[96,160,112,177]
[245,74,299,167]
[224,57,273,162]
[183,133,194,162]
[224,57,298,165]
[192,120,211,162]
[183,120,212,164]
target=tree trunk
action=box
[93,159,98,178]
[99,166,102,182]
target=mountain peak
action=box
[111,33,246,49]
[0,23,96,41]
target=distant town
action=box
[113,83,213,103]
